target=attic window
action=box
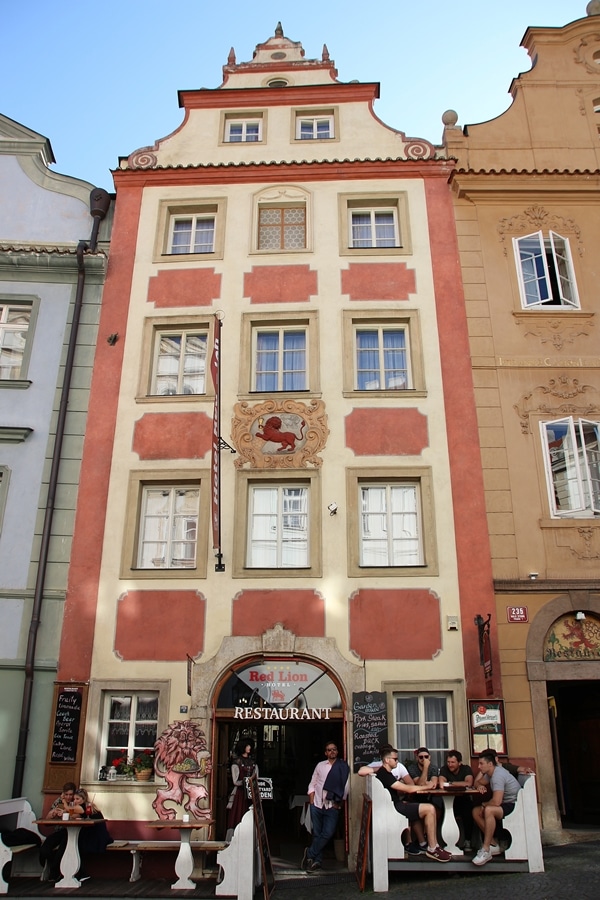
[268,79,288,88]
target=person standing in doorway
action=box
[301,741,349,874]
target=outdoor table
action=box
[145,819,214,890]
[416,787,479,855]
[35,818,97,888]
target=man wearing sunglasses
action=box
[301,742,349,874]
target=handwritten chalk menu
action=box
[50,686,83,763]
[352,691,388,773]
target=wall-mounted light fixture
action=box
[327,502,338,516]
[576,611,586,621]
[107,333,119,345]
[528,572,539,581]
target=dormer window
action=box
[267,79,288,88]
[294,111,335,140]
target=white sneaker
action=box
[472,848,492,866]
[489,843,502,856]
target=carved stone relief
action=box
[231,398,329,468]
[514,374,600,433]
[513,312,594,350]
[497,205,583,256]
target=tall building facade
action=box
[444,2,600,835]
[55,26,496,858]
[0,114,111,804]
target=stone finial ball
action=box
[442,109,459,127]
[587,1,600,16]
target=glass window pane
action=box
[193,218,215,253]
[171,219,192,253]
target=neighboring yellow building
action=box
[444,2,600,836]
[49,24,497,864]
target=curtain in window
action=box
[256,331,306,391]
[248,486,308,567]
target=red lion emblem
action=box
[256,415,306,452]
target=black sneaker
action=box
[306,861,322,875]
[406,841,423,856]
[300,848,310,870]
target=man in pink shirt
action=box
[301,741,349,873]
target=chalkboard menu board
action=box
[50,686,84,763]
[248,772,274,900]
[352,691,388,773]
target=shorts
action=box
[501,801,515,817]
[395,801,421,823]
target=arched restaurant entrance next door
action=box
[213,656,346,862]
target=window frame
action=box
[540,416,600,518]
[239,311,320,397]
[137,315,215,403]
[252,186,312,255]
[513,231,580,309]
[150,328,209,397]
[0,466,10,535]
[293,110,336,142]
[346,467,437,577]
[342,310,425,397]
[154,198,227,262]
[233,470,322,578]
[0,295,39,385]
[393,691,454,770]
[221,111,264,144]
[338,193,411,257]
[81,679,170,785]
[121,470,209,579]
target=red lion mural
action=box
[152,720,212,821]
[256,415,306,452]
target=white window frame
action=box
[224,118,262,143]
[359,482,423,567]
[168,214,216,255]
[150,328,208,396]
[137,485,200,569]
[349,208,400,249]
[354,324,410,391]
[247,483,310,569]
[295,114,334,140]
[394,692,453,770]
[0,300,34,382]
[0,466,10,535]
[513,231,580,309]
[251,325,307,392]
[540,417,600,517]
[102,690,159,772]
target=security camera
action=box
[327,502,338,516]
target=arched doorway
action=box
[526,592,600,831]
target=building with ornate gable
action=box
[52,25,496,860]
[444,1,600,835]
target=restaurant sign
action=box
[236,662,320,706]
[544,614,600,661]
[234,706,332,720]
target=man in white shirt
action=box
[302,741,349,873]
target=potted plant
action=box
[132,749,155,781]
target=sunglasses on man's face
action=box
[418,754,429,760]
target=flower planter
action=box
[135,769,154,782]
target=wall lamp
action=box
[576,611,586,621]
[327,502,338,516]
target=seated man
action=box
[373,747,451,862]
[358,744,420,855]
[472,751,521,867]
[437,749,474,850]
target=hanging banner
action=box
[210,323,220,551]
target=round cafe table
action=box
[416,788,479,855]
[35,818,97,888]
[145,819,214,890]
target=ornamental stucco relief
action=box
[231,398,328,468]
[514,374,600,433]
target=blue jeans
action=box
[308,805,339,865]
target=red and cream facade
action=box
[52,27,497,856]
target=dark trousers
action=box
[308,805,339,865]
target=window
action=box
[138,485,199,569]
[234,471,321,577]
[296,115,334,140]
[253,327,306,392]
[342,311,424,396]
[121,471,209,579]
[540,417,600,517]
[338,193,411,256]
[355,326,408,391]
[351,209,398,249]
[395,693,452,769]
[151,329,208,396]
[169,214,215,254]
[258,206,306,251]
[155,199,226,262]
[513,232,580,308]
[239,312,319,396]
[102,691,158,772]
[359,483,422,566]
[224,117,262,143]
[247,484,309,568]
[346,468,437,577]
[0,303,31,380]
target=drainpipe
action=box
[12,188,111,797]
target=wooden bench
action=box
[107,838,228,882]
[366,773,544,892]
[0,798,43,893]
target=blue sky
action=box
[3,0,587,191]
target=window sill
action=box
[540,517,600,527]
[119,567,206,580]
[342,389,426,399]
[349,564,436,578]
[233,566,321,579]
[339,245,410,257]
[238,390,321,401]
[0,379,32,390]
[135,393,214,404]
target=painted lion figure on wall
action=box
[256,415,306,451]
[152,720,212,821]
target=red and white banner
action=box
[210,323,220,551]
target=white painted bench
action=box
[0,798,43,893]
[107,838,228,882]
[215,809,260,900]
[365,773,544,892]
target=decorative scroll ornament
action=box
[232,398,329,468]
[513,312,594,350]
[497,205,583,256]
[403,139,435,160]
[573,33,600,74]
[514,374,600,434]
[127,147,158,169]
